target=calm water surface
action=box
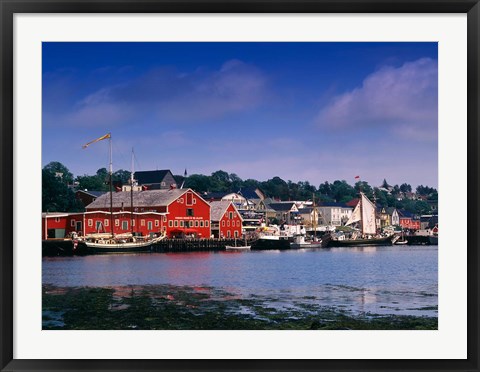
[43,245,438,317]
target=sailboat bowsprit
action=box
[327,192,395,247]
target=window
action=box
[229,212,233,219]
[186,209,194,217]
[169,220,173,227]
[115,220,120,227]
[70,220,75,227]
[105,219,109,227]
[148,221,153,230]
[189,221,194,227]
[88,219,93,227]
[163,216,167,222]
[200,221,204,227]
[96,221,103,230]
[195,221,199,227]
[180,221,184,227]
[122,221,128,230]
[55,217,60,223]
[227,231,231,238]
[227,220,230,227]
[234,231,239,238]
[205,221,209,227]
[132,220,135,227]
[155,220,159,227]
[174,220,178,227]
[237,221,240,227]
[193,199,197,204]
[186,192,193,206]
[141,219,145,226]
[222,220,225,227]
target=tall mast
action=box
[360,193,364,236]
[130,147,134,235]
[313,193,316,240]
[109,134,114,237]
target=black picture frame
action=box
[1,1,479,371]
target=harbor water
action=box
[42,245,437,318]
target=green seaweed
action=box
[42,284,438,331]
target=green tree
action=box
[354,181,374,199]
[43,161,74,185]
[331,180,356,202]
[262,176,289,200]
[42,166,83,212]
[400,183,412,193]
[184,174,212,193]
[211,170,231,192]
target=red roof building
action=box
[210,200,243,239]
[85,188,211,238]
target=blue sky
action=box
[42,42,438,188]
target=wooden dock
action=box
[151,238,253,253]
[43,238,254,256]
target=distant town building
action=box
[134,170,178,190]
[75,190,106,208]
[317,203,353,226]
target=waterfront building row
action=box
[42,188,243,240]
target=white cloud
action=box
[316,58,438,141]
[60,60,268,126]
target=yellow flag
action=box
[82,133,111,149]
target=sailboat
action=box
[327,192,394,247]
[81,136,165,253]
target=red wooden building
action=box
[85,188,211,238]
[42,211,167,239]
[399,217,421,230]
[210,200,243,239]
[42,212,80,240]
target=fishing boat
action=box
[250,225,291,250]
[290,234,323,249]
[327,192,394,247]
[81,136,165,253]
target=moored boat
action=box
[290,234,323,249]
[82,233,166,253]
[327,192,394,247]
[328,235,393,247]
[225,237,251,250]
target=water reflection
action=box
[43,245,438,317]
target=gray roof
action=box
[86,189,191,210]
[209,200,232,221]
[135,170,173,184]
[76,190,107,198]
[268,202,296,212]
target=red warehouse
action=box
[399,217,421,230]
[42,211,168,239]
[42,212,84,240]
[85,188,211,238]
[210,200,243,239]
